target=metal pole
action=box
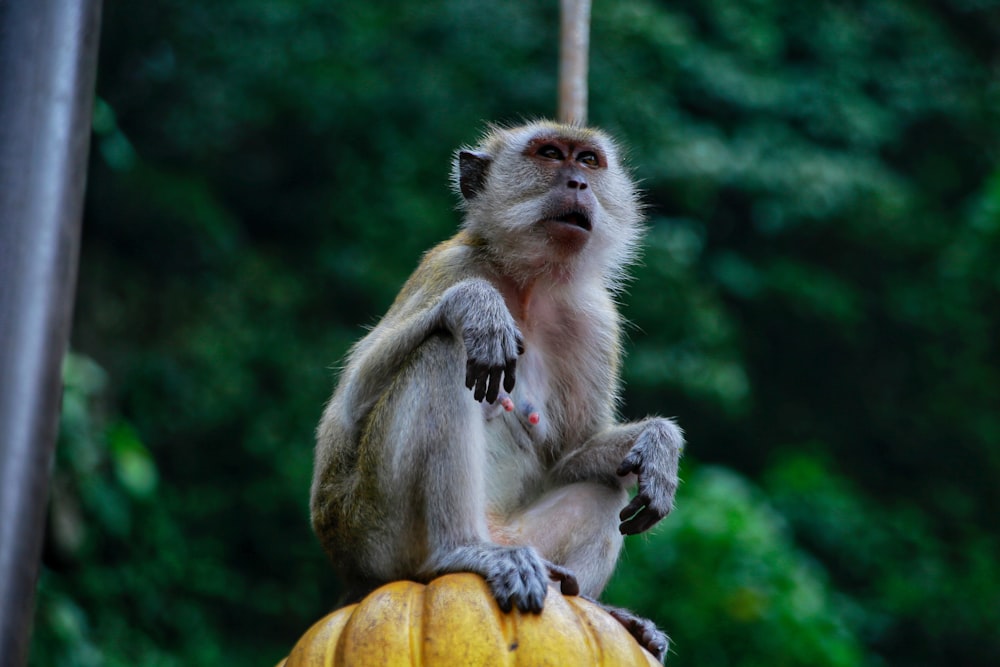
[0,0,102,664]
[558,0,591,125]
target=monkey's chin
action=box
[541,219,591,252]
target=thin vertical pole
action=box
[558,0,591,125]
[0,0,102,664]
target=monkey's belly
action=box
[482,414,547,518]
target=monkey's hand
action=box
[443,281,522,404]
[616,418,684,535]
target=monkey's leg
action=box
[501,482,670,662]
[364,333,554,614]
[502,482,626,597]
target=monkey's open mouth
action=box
[550,210,592,231]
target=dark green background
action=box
[31,1,1000,665]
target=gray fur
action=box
[311,121,683,660]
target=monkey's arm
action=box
[551,417,684,535]
[337,277,522,424]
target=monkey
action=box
[311,120,684,661]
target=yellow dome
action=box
[278,573,659,666]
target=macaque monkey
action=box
[311,121,684,661]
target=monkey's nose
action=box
[566,178,588,190]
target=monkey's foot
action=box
[584,597,669,662]
[433,544,552,613]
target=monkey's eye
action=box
[578,151,600,168]
[537,145,564,161]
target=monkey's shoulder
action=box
[391,232,486,309]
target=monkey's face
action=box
[520,133,602,255]
[455,122,643,283]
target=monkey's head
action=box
[452,121,643,289]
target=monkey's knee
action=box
[368,333,473,441]
[396,333,472,405]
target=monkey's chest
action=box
[481,343,552,437]
[480,342,598,512]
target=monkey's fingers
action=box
[616,455,641,478]
[496,586,543,614]
[584,597,669,661]
[606,607,669,662]
[619,493,650,534]
[474,376,489,402]
[503,358,517,393]
[465,360,478,391]
[619,487,670,535]
[485,367,503,404]
[469,366,491,401]
[545,561,580,596]
[619,493,647,522]
[619,507,661,535]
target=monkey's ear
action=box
[458,151,492,200]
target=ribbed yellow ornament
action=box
[276,573,660,666]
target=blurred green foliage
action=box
[607,466,865,667]
[29,0,1000,665]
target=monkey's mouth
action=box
[548,210,592,231]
